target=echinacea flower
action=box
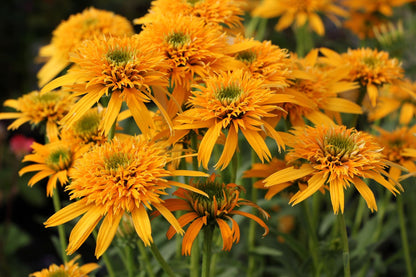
[232,37,293,87]
[0,90,75,141]
[368,79,416,125]
[44,136,208,258]
[320,47,404,107]
[19,139,87,197]
[41,35,169,137]
[134,0,245,31]
[344,0,415,17]
[138,15,246,117]
[157,174,269,255]
[175,70,296,169]
[264,125,401,214]
[37,7,134,87]
[251,0,348,35]
[277,49,361,126]
[29,255,99,277]
[374,126,416,180]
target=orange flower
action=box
[175,70,296,169]
[320,47,404,106]
[37,7,133,87]
[374,126,416,180]
[276,49,361,126]
[157,174,269,255]
[134,0,245,31]
[138,15,248,117]
[264,125,401,213]
[44,136,208,258]
[29,255,99,277]
[41,36,169,137]
[252,0,348,35]
[368,79,416,125]
[0,90,75,141]
[19,139,87,196]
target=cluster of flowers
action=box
[1,0,416,276]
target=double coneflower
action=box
[44,136,208,258]
[175,69,296,169]
[264,124,402,213]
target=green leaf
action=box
[0,223,31,255]
[251,246,282,257]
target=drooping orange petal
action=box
[240,128,271,162]
[45,201,91,227]
[182,217,205,256]
[352,177,377,212]
[329,179,345,214]
[290,172,327,205]
[231,210,269,236]
[367,84,378,107]
[216,124,239,170]
[309,13,325,36]
[66,205,103,254]
[198,123,222,169]
[95,212,123,258]
[168,181,209,198]
[324,97,362,114]
[102,91,123,135]
[153,202,184,235]
[131,204,153,246]
[216,218,233,251]
[264,164,315,187]
[167,212,199,240]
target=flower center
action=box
[215,85,243,104]
[83,18,98,27]
[166,32,191,48]
[236,50,257,64]
[186,0,202,5]
[50,270,70,277]
[324,134,356,160]
[33,92,62,104]
[46,148,72,171]
[106,48,132,65]
[72,110,101,137]
[104,153,130,171]
[362,56,380,69]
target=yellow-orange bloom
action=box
[44,136,208,258]
[320,47,404,106]
[134,0,245,31]
[277,49,361,126]
[19,139,87,197]
[0,90,75,141]
[264,125,401,214]
[41,36,169,137]
[374,126,416,180]
[252,0,348,35]
[158,174,269,255]
[29,255,99,277]
[344,0,415,17]
[175,70,296,169]
[138,15,248,117]
[37,7,134,87]
[368,79,416,125]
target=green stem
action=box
[150,243,176,277]
[125,245,134,277]
[230,152,238,184]
[137,240,155,277]
[190,235,201,277]
[352,197,366,236]
[202,226,214,277]
[349,86,367,129]
[397,195,414,277]
[337,213,351,277]
[247,150,258,277]
[294,24,314,57]
[302,201,321,276]
[52,189,68,264]
[255,18,268,41]
[245,16,260,38]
